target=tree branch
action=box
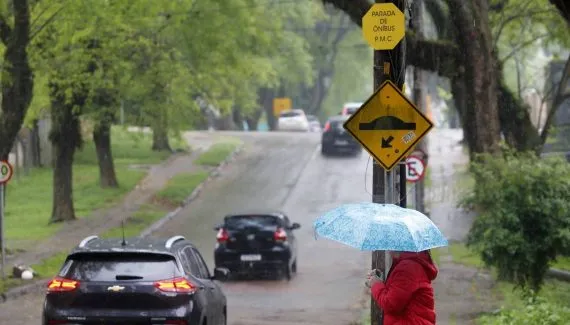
[319,0,371,27]
[541,54,570,143]
[500,33,550,64]
[549,0,570,24]
[406,33,460,78]
[0,14,12,44]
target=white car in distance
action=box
[277,109,310,132]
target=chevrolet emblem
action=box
[107,285,125,292]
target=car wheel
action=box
[321,146,328,156]
[283,261,293,281]
[292,259,297,273]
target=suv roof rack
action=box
[78,235,99,248]
[165,235,185,249]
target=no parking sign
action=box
[405,156,426,183]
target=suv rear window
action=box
[279,111,301,118]
[61,253,182,282]
[225,215,280,229]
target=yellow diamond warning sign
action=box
[343,81,433,171]
[362,3,406,50]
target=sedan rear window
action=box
[279,111,301,118]
[61,253,182,282]
[225,215,280,229]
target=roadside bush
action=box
[478,297,570,325]
[460,148,570,292]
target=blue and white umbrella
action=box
[313,203,448,252]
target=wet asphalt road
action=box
[155,131,372,324]
[0,131,372,325]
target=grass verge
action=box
[440,243,570,323]
[194,139,242,166]
[155,171,210,206]
[5,126,185,247]
[0,203,168,293]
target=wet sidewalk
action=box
[427,129,498,325]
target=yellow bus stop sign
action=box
[362,3,406,50]
[343,81,433,171]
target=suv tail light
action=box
[47,277,80,292]
[274,228,287,242]
[323,121,331,132]
[216,228,229,243]
[154,277,195,293]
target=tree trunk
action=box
[0,1,33,160]
[152,126,172,151]
[448,0,501,158]
[259,88,277,130]
[48,83,83,224]
[93,120,119,188]
[232,108,245,131]
[245,109,263,131]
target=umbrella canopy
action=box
[313,203,448,252]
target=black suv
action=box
[321,115,362,155]
[43,235,229,325]
[214,212,300,280]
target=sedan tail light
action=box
[154,277,196,293]
[323,121,331,132]
[216,228,229,243]
[274,228,287,242]
[47,277,80,292]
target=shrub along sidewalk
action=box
[0,137,242,294]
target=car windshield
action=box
[280,111,302,118]
[61,253,182,282]
[225,215,280,229]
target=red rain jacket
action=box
[371,251,438,325]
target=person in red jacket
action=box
[366,250,438,325]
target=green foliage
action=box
[478,297,570,325]
[320,27,372,118]
[460,147,570,292]
[490,0,569,95]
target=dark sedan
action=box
[321,115,362,156]
[214,212,300,280]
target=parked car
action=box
[321,115,362,156]
[214,212,301,280]
[340,102,363,116]
[43,235,229,325]
[277,109,310,132]
[306,114,322,132]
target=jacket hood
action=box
[396,251,438,281]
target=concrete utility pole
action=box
[411,0,427,214]
[370,1,407,324]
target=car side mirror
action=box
[289,222,301,230]
[212,267,230,281]
[213,224,222,231]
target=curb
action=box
[139,144,242,238]
[0,144,243,304]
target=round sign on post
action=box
[405,156,425,183]
[0,160,14,185]
[362,3,406,50]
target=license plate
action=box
[240,254,262,262]
[334,140,349,145]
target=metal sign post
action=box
[343,1,434,324]
[0,160,14,280]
